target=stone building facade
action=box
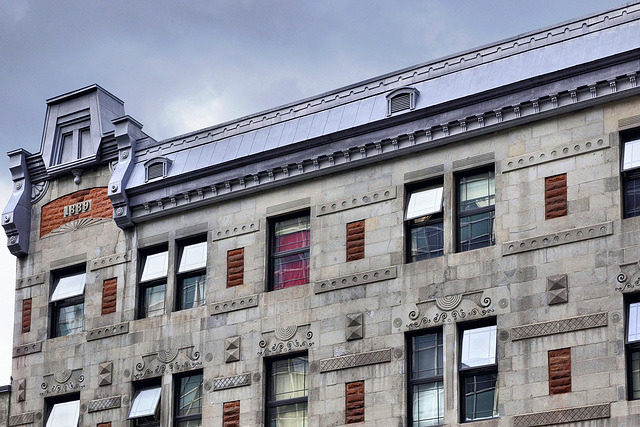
[4,3,640,426]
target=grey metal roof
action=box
[121,3,640,190]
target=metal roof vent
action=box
[144,157,171,182]
[386,87,419,116]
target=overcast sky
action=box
[0,0,628,385]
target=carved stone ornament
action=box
[134,346,201,380]
[407,288,509,330]
[39,368,85,397]
[615,261,640,292]
[258,324,314,356]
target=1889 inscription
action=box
[64,200,91,217]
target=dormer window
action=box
[53,119,91,166]
[145,157,172,182]
[386,87,419,116]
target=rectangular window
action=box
[45,395,80,427]
[266,355,308,426]
[545,174,568,219]
[50,267,85,338]
[129,383,161,426]
[174,372,203,427]
[627,300,640,399]
[457,168,495,252]
[270,212,310,291]
[406,182,444,262]
[176,238,207,310]
[408,330,444,426]
[459,323,498,422]
[622,129,640,218]
[138,246,168,318]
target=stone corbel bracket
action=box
[2,149,32,256]
[108,115,144,228]
[407,288,510,330]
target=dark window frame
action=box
[406,328,444,426]
[175,235,207,311]
[268,210,311,291]
[130,378,162,427]
[456,166,496,253]
[173,371,203,426]
[49,264,86,339]
[405,179,445,263]
[458,319,499,423]
[265,352,309,426]
[621,128,640,218]
[137,244,169,319]
[626,294,640,400]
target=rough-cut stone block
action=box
[223,400,240,427]
[346,220,365,262]
[345,381,365,424]
[512,313,607,340]
[513,404,610,427]
[316,188,396,216]
[548,348,571,394]
[315,267,397,294]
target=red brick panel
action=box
[227,248,244,288]
[97,423,111,427]
[102,278,117,315]
[346,220,365,262]
[40,187,113,237]
[223,400,240,427]
[345,380,365,424]
[21,299,32,333]
[549,348,571,394]
[545,174,567,220]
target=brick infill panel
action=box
[545,174,567,219]
[21,299,31,333]
[40,187,113,237]
[548,348,571,394]
[227,248,244,287]
[223,400,240,427]
[346,220,365,261]
[102,278,117,315]
[345,381,365,424]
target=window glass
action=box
[46,400,80,427]
[271,213,310,290]
[50,272,86,302]
[459,172,495,211]
[461,325,497,368]
[143,284,166,318]
[412,333,443,379]
[178,242,207,273]
[413,381,444,426]
[624,138,640,171]
[176,374,203,418]
[141,251,168,282]
[274,216,310,253]
[409,223,444,261]
[271,357,308,401]
[273,253,310,289]
[464,373,498,421]
[129,387,162,419]
[55,303,84,336]
[410,331,444,426]
[629,302,640,342]
[459,211,495,252]
[269,403,308,426]
[406,186,443,220]
[181,274,206,309]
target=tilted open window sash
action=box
[50,273,86,302]
[178,242,207,273]
[623,137,640,171]
[129,386,162,419]
[461,325,497,369]
[406,187,443,221]
[46,400,80,427]
[141,251,168,282]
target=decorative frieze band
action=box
[212,221,260,241]
[502,136,609,173]
[16,272,45,289]
[511,312,607,341]
[13,341,42,358]
[319,348,392,372]
[513,403,610,427]
[212,373,252,391]
[210,294,259,315]
[316,187,396,216]
[88,396,122,412]
[8,412,36,426]
[89,251,130,271]
[86,322,129,341]
[314,266,397,294]
[502,222,612,255]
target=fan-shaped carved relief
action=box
[134,346,201,380]
[40,369,84,397]
[258,324,314,356]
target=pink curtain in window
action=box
[274,230,310,290]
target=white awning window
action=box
[461,325,497,368]
[128,386,162,419]
[50,273,86,302]
[624,138,640,171]
[406,187,443,220]
[46,400,80,427]
[178,242,207,273]
[629,302,640,342]
[141,251,168,282]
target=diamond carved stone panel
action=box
[225,336,240,363]
[8,412,36,426]
[98,362,113,386]
[513,403,610,427]
[346,313,363,341]
[16,378,25,402]
[88,395,121,412]
[547,275,568,305]
[512,313,607,341]
[213,373,251,391]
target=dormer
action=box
[386,86,419,116]
[41,85,125,176]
